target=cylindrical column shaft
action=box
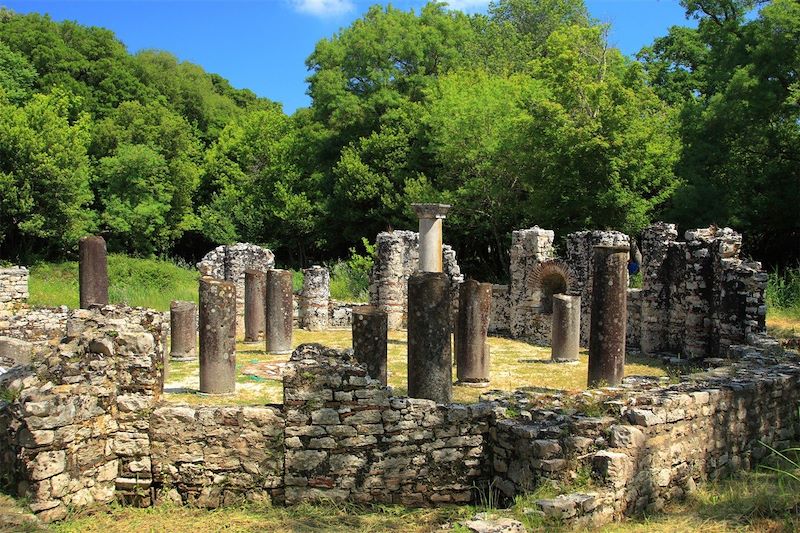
[199,277,236,395]
[455,280,492,385]
[301,266,330,331]
[412,203,451,273]
[79,236,109,308]
[352,305,388,385]
[588,246,629,387]
[266,269,293,354]
[407,272,452,403]
[244,270,266,342]
[551,294,581,362]
[170,300,196,361]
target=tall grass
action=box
[29,254,198,311]
[767,267,800,318]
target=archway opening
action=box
[540,272,567,314]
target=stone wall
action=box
[0,307,166,521]
[197,243,275,330]
[635,225,767,359]
[626,289,642,353]
[283,344,493,505]
[0,267,29,315]
[368,230,463,330]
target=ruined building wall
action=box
[0,267,29,315]
[368,231,463,330]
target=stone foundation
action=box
[0,267,28,315]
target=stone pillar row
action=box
[244,269,266,342]
[454,279,492,386]
[266,268,293,354]
[199,276,236,395]
[588,245,628,387]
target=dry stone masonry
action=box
[0,267,28,315]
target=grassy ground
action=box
[163,329,667,406]
[28,255,198,312]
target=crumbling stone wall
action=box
[0,267,28,315]
[197,243,275,330]
[150,405,285,507]
[0,307,166,521]
[283,344,493,505]
[636,225,767,359]
[368,231,463,329]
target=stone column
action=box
[301,266,330,331]
[551,294,580,362]
[588,246,628,387]
[411,203,451,273]
[199,277,236,395]
[454,280,492,386]
[407,272,452,403]
[244,270,266,342]
[266,269,293,354]
[352,305,388,385]
[169,300,196,361]
[79,235,109,308]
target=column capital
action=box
[412,203,451,220]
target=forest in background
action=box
[0,0,797,281]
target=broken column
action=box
[79,235,109,308]
[301,265,330,331]
[455,280,492,386]
[551,294,580,362]
[244,269,266,342]
[407,271,452,403]
[352,305,388,385]
[169,300,196,361]
[199,276,236,395]
[266,269,293,354]
[411,203,451,272]
[588,245,629,387]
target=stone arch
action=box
[530,260,572,314]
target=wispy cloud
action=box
[291,0,354,17]
[444,0,490,13]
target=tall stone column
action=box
[352,305,388,385]
[266,269,293,354]
[588,246,628,387]
[455,280,492,386]
[79,235,109,308]
[551,294,580,362]
[170,300,196,361]
[199,277,236,395]
[301,266,330,331]
[407,272,452,403]
[244,270,266,342]
[411,203,451,272]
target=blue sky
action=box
[4,1,694,113]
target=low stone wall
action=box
[283,345,493,505]
[150,405,285,507]
[0,267,29,315]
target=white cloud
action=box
[291,0,354,17]
[444,0,490,13]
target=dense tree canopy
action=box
[0,1,796,277]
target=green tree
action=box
[0,89,94,257]
[0,40,36,104]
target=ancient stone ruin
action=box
[0,219,782,528]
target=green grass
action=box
[28,254,198,312]
[767,267,800,319]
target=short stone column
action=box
[407,272,452,403]
[199,277,236,395]
[266,269,293,354]
[301,266,330,331]
[244,270,266,342]
[588,246,628,387]
[551,294,580,362]
[169,300,196,361]
[411,203,451,272]
[79,235,109,308]
[455,280,492,386]
[352,305,388,385]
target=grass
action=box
[163,329,667,406]
[28,255,198,312]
